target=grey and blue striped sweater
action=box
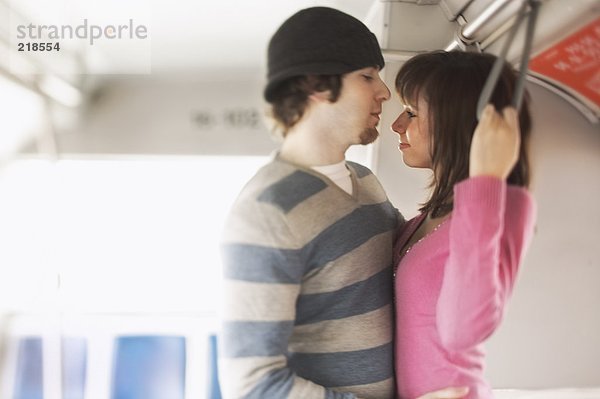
[220,156,402,399]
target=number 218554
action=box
[18,42,60,51]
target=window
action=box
[0,156,268,314]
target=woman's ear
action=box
[309,90,332,103]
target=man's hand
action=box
[469,104,520,179]
[416,386,469,399]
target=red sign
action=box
[529,17,600,109]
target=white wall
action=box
[376,62,600,388]
[51,73,278,156]
[485,82,600,389]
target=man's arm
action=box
[219,202,357,399]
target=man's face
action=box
[331,67,391,146]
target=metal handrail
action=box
[476,0,542,119]
[445,0,523,51]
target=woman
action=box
[391,51,537,399]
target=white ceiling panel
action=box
[5,0,377,74]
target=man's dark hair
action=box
[268,74,342,135]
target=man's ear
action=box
[309,90,332,103]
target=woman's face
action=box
[390,95,433,169]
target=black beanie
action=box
[264,7,385,102]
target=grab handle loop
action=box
[477,0,541,119]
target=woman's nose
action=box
[391,112,409,134]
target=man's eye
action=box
[362,74,374,81]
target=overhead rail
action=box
[477,0,541,119]
[445,0,527,51]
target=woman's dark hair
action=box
[268,74,342,135]
[395,50,532,218]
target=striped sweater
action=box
[220,156,401,399]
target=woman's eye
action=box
[406,110,417,118]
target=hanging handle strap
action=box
[477,0,542,120]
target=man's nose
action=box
[375,74,391,102]
[379,82,391,102]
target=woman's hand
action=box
[469,104,520,179]
[416,386,469,399]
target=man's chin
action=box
[359,128,379,145]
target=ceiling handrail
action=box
[476,0,541,119]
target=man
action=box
[220,7,468,399]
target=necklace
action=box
[393,216,450,278]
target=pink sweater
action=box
[394,176,536,399]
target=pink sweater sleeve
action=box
[436,176,536,352]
